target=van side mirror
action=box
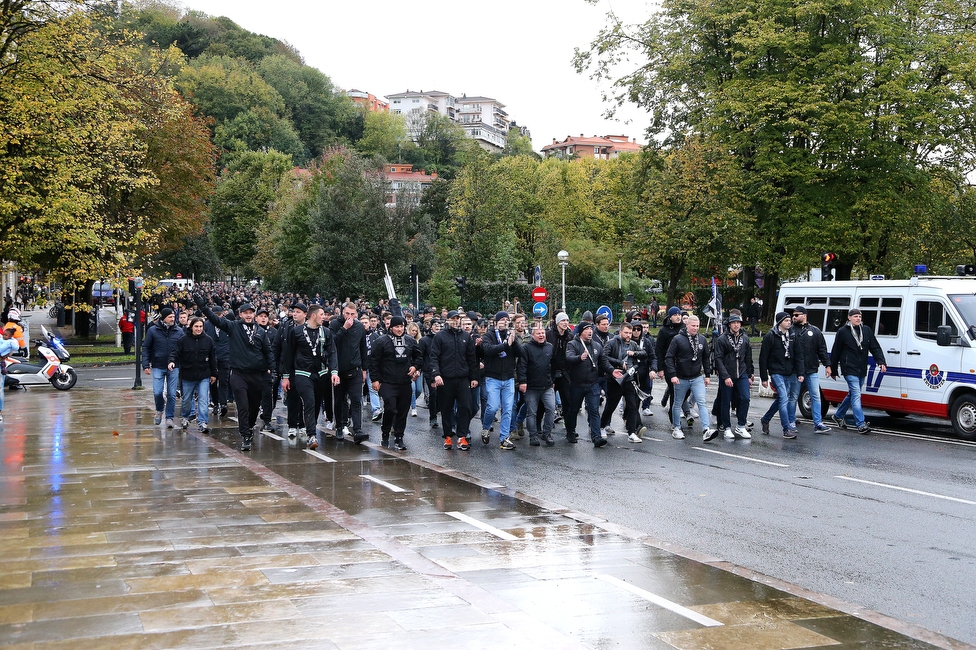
[937,325,952,346]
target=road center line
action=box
[834,476,976,505]
[692,447,789,467]
[92,377,129,381]
[360,474,409,492]
[595,574,724,627]
[302,449,336,463]
[446,511,518,540]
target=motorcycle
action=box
[3,326,77,391]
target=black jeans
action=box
[379,382,411,436]
[423,373,439,424]
[293,375,327,439]
[334,369,364,434]
[437,377,471,438]
[601,379,640,433]
[229,370,269,437]
[210,360,230,408]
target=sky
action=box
[177,0,659,151]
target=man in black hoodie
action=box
[196,295,274,451]
[479,311,522,450]
[368,315,422,451]
[518,322,555,446]
[601,322,647,443]
[565,321,619,447]
[759,311,805,438]
[418,319,442,429]
[656,307,693,426]
[430,310,478,451]
[546,311,573,423]
[330,302,369,444]
[204,305,231,418]
[829,308,886,434]
[281,304,338,450]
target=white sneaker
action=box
[165,419,175,429]
[325,420,334,430]
[734,426,752,439]
[181,418,189,430]
[342,426,351,436]
[671,427,685,439]
[411,408,418,417]
[685,415,695,427]
[287,428,297,439]
[703,428,719,442]
[628,432,642,443]
[641,407,653,416]
[723,427,734,439]
[603,426,615,436]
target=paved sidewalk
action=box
[0,388,965,649]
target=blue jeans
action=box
[366,371,381,414]
[152,367,179,418]
[834,374,866,427]
[762,374,797,432]
[718,376,751,429]
[672,376,710,432]
[181,378,210,427]
[482,377,515,442]
[410,375,423,409]
[566,382,602,441]
[792,372,822,426]
[524,387,555,437]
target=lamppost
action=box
[618,253,623,289]
[558,250,569,311]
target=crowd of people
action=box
[133,284,885,453]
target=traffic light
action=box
[455,276,467,293]
[821,252,837,281]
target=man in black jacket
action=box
[546,312,573,423]
[418,320,441,429]
[518,322,556,447]
[479,312,522,450]
[789,305,832,433]
[204,305,231,418]
[712,313,754,440]
[665,315,715,441]
[280,304,338,450]
[368,315,422,451]
[759,311,805,438]
[330,302,369,444]
[565,321,619,447]
[656,307,693,426]
[276,303,308,437]
[600,322,647,443]
[829,308,887,433]
[196,296,274,451]
[255,307,278,433]
[430,310,479,451]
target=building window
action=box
[412,98,420,103]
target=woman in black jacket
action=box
[168,317,218,433]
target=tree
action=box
[356,109,413,162]
[501,130,538,159]
[208,150,293,273]
[632,137,752,307]
[576,0,976,292]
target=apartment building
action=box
[383,164,437,209]
[344,89,389,112]
[540,134,643,159]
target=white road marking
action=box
[303,449,336,463]
[93,377,129,381]
[446,511,518,540]
[834,476,976,505]
[875,430,976,448]
[261,431,284,441]
[228,416,238,422]
[692,447,789,467]
[596,574,724,627]
[359,475,409,492]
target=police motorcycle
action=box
[3,326,77,391]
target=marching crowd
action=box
[137,287,887,453]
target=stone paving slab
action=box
[0,388,966,649]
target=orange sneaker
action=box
[443,436,453,450]
[458,436,470,450]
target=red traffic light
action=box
[821,252,837,264]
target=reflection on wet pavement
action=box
[0,389,955,648]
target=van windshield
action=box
[948,294,976,329]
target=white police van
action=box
[776,276,976,438]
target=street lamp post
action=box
[558,250,569,312]
[618,253,623,289]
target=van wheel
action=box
[950,395,976,440]
[798,383,828,420]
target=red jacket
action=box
[119,316,134,334]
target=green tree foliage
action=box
[356,109,414,162]
[406,111,475,179]
[632,137,752,307]
[576,0,976,289]
[501,130,539,159]
[0,6,215,284]
[208,150,293,273]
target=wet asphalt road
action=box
[77,365,976,646]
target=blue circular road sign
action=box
[533,302,548,318]
[597,305,613,322]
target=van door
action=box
[854,293,906,412]
[901,295,964,418]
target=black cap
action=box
[292,302,308,313]
[238,303,255,313]
[212,304,225,313]
[792,305,807,314]
[256,306,269,316]
[447,310,460,318]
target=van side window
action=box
[915,301,958,340]
[858,297,901,336]
[825,297,851,333]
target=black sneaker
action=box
[260,421,273,433]
[543,433,555,446]
[594,437,608,448]
[240,436,253,451]
[831,414,847,429]
[392,437,407,451]
[353,431,369,444]
[430,420,439,429]
[371,411,382,422]
[857,424,872,434]
[783,431,797,439]
[760,419,770,435]
[381,433,390,447]
[566,433,578,444]
[813,423,831,434]
[500,439,516,451]
[219,406,228,417]
[529,435,540,447]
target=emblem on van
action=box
[923,364,946,389]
